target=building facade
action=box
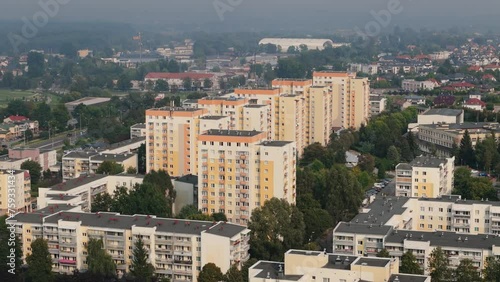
[8,210,250,281]
[395,156,455,198]
[0,169,31,216]
[198,130,296,225]
[312,71,370,130]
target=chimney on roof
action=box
[343,257,350,265]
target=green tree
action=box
[428,247,452,282]
[24,129,33,141]
[400,251,423,274]
[96,161,124,175]
[454,259,481,282]
[241,258,258,282]
[117,74,132,91]
[358,154,375,173]
[143,170,175,204]
[0,215,23,280]
[182,77,192,90]
[249,198,305,261]
[87,238,116,278]
[130,237,155,282]
[26,239,53,282]
[198,263,223,282]
[2,71,14,88]
[387,145,401,167]
[484,256,500,281]
[296,194,332,244]
[138,143,146,174]
[177,205,200,219]
[203,78,213,89]
[6,100,30,117]
[211,212,228,222]
[126,167,138,174]
[223,264,243,282]
[21,160,42,186]
[154,80,169,92]
[376,249,390,258]
[459,130,475,167]
[27,51,45,78]
[51,103,71,132]
[91,193,113,212]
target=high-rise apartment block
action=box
[198,129,296,225]
[8,208,250,281]
[312,71,370,129]
[395,156,455,198]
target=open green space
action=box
[0,89,36,107]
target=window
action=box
[323,279,330,282]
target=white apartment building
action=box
[37,174,144,212]
[249,249,430,282]
[369,95,387,117]
[8,210,250,281]
[395,156,455,198]
[402,79,436,92]
[130,123,147,139]
[198,129,296,225]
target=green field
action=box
[0,89,35,107]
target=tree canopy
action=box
[96,161,124,175]
[87,238,116,278]
[400,251,423,275]
[198,263,223,282]
[26,238,53,282]
[130,237,155,282]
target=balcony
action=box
[240,181,247,185]
[173,260,193,265]
[59,259,77,265]
[240,155,246,160]
[240,163,246,169]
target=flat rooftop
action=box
[90,153,136,162]
[130,123,146,129]
[354,257,390,268]
[422,108,462,116]
[251,261,303,281]
[389,274,430,282]
[200,116,227,120]
[385,229,500,250]
[63,150,98,159]
[48,174,108,191]
[9,204,77,224]
[175,174,198,185]
[351,196,410,226]
[420,122,500,131]
[65,97,111,106]
[202,129,263,137]
[418,195,500,207]
[148,107,201,112]
[409,156,448,168]
[334,222,392,236]
[244,104,268,108]
[260,141,294,147]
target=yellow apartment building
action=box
[395,156,455,198]
[146,107,209,176]
[198,129,296,225]
[312,71,370,129]
[0,169,31,216]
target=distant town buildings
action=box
[144,72,218,90]
[395,156,455,198]
[349,63,379,75]
[401,79,437,92]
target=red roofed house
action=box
[448,82,476,91]
[484,64,500,71]
[144,72,218,90]
[464,98,486,111]
[4,115,28,123]
[468,65,483,72]
[482,74,497,82]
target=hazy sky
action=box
[2,0,500,31]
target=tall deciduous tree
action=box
[484,256,500,281]
[198,263,223,282]
[130,237,155,282]
[96,161,124,175]
[27,52,45,78]
[376,249,390,258]
[400,251,423,275]
[428,247,452,282]
[26,239,53,282]
[21,160,42,186]
[223,264,243,282]
[249,198,305,261]
[454,259,481,282]
[87,238,116,278]
[138,143,146,174]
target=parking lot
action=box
[364,178,395,198]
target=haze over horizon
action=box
[2,0,500,32]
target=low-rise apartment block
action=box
[249,249,430,282]
[0,169,31,216]
[369,94,387,116]
[409,108,464,132]
[402,79,437,92]
[418,122,500,156]
[37,174,144,212]
[198,130,296,225]
[395,156,454,198]
[130,123,147,138]
[8,210,250,280]
[62,151,137,180]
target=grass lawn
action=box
[0,89,35,107]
